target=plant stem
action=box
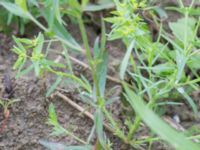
[177,0,184,8]
[64,129,88,144]
[77,16,93,65]
[77,15,100,98]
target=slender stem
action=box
[29,14,47,32]
[189,0,196,9]
[177,0,184,8]
[77,15,100,98]
[64,129,88,144]
[77,16,93,64]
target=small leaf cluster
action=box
[12,33,65,77]
[105,0,147,42]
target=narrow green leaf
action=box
[12,36,26,52]
[32,61,40,76]
[39,140,92,150]
[166,7,200,16]
[175,51,187,83]
[177,87,198,115]
[123,83,200,150]
[34,33,44,54]
[15,0,28,12]
[100,19,106,52]
[42,10,81,51]
[0,2,30,18]
[120,40,135,80]
[94,108,106,148]
[84,2,114,11]
[46,77,62,97]
[16,64,34,78]
[93,37,100,59]
[43,60,65,68]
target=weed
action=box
[0,0,200,150]
[0,98,20,133]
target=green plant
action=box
[106,0,200,149]
[0,98,20,132]
[1,0,200,149]
[5,0,115,149]
[0,98,20,116]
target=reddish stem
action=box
[0,109,10,133]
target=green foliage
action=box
[0,98,20,114]
[2,0,200,149]
[12,33,65,77]
[105,0,148,43]
[47,103,88,144]
[123,83,200,150]
[15,0,28,12]
[39,140,92,150]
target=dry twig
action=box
[54,91,114,133]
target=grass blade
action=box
[177,87,198,115]
[120,40,135,80]
[39,140,91,150]
[123,83,200,150]
[46,76,62,97]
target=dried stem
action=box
[55,91,114,133]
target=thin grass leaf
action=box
[42,60,65,68]
[120,40,135,80]
[12,36,26,52]
[93,37,100,59]
[177,87,198,115]
[0,1,30,18]
[96,51,108,97]
[100,19,106,52]
[34,33,44,54]
[32,61,40,76]
[84,2,114,12]
[42,9,81,52]
[16,64,34,78]
[166,7,200,16]
[94,22,108,97]
[46,76,62,97]
[15,57,27,78]
[94,108,106,148]
[175,51,188,83]
[39,140,92,150]
[87,125,95,143]
[123,83,200,150]
[153,7,168,20]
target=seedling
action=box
[0,98,20,132]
